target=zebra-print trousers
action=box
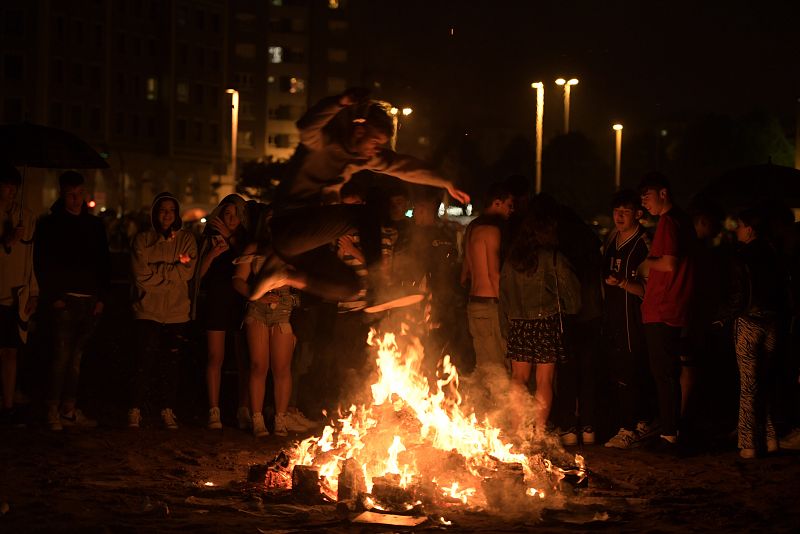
[734,315,777,450]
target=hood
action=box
[204,193,248,236]
[150,192,182,233]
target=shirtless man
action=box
[461,182,514,371]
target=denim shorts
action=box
[244,291,294,332]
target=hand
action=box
[208,217,231,239]
[446,185,470,205]
[24,296,38,316]
[53,299,66,309]
[178,253,191,265]
[93,301,104,316]
[339,87,370,106]
[337,235,359,255]
[209,241,228,259]
[605,275,621,287]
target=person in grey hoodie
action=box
[127,192,197,430]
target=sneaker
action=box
[274,412,289,436]
[237,406,252,430]
[61,409,97,428]
[558,427,578,446]
[47,405,62,432]
[779,428,800,450]
[739,447,757,459]
[581,426,596,445]
[651,435,679,455]
[635,420,658,441]
[160,408,178,430]
[286,409,317,431]
[207,407,222,430]
[604,428,638,449]
[128,408,142,428]
[252,412,269,438]
[767,438,779,453]
[249,255,290,301]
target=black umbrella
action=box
[0,122,109,169]
[0,122,109,221]
[699,163,800,214]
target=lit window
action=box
[146,77,158,101]
[328,0,339,8]
[238,130,254,149]
[268,46,283,63]
[280,77,305,94]
[176,82,189,103]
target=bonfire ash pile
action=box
[249,330,587,522]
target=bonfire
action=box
[263,328,585,513]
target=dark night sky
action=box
[359,0,799,142]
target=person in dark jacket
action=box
[725,208,787,458]
[34,171,110,431]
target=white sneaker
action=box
[237,406,252,430]
[286,409,317,431]
[47,405,62,432]
[604,428,638,449]
[274,412,289,436]
[207,407,222,430]
[61,409,97,428]
[252,412,268,437]
[128,408,142,428]
[160,408,178,430]
[558,427,578,446]
[779,428,800,450]
[581,426,596,445]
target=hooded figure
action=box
[191,194,248,321]
[131,192,197,324]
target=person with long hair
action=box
[232,210,305,437]
[500,205,581,433]
[195,194,249,430]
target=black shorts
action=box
[0,305,21,349]
[507,315,567,364]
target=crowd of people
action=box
[1,89,799,461]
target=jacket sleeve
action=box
[368,150,450,190]
[94,218,112,302]
[154,233,197,283]
[296,96,345,150]
[557,252,582,315]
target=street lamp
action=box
[612,123,623,189]
[555,78,579,133]
[389,106,413,149]
[226,89,239,185]
[531,82,544,194]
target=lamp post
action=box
[613,123,623,189]
[225,89,239,185]
[531,82,544,194]
[389,106,413,149]
[555,78,579,133]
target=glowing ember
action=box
[285,330,582,507]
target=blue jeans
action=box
[48,295,98,406]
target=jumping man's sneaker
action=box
[605,428,638,449]
[128,408,142,428]
[161,408,178,430]
[364,290,425,314]
[252,412,269,438]
[60,409,97,428]
[47,405,63,432]
[779,428,800,450]
[237,406,252,430]
[207,407,222,430]
[250,255,290,301]
[286,409,317,431]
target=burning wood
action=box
[258,330,587,513]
